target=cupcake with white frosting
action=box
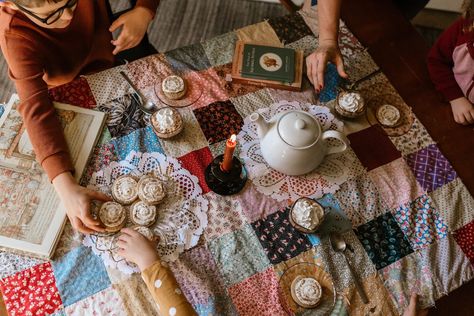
[133,226,156,241]
[290,198,325,232]
[112,175,139,205]
[150,107,183,139]
[335,91,366,118]
[138,175,166,205]
[162,75,187,100]
[376,104,401,127]
[291,276,323,308]
[130,200,157,227]
[99,201,126,233]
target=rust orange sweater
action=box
[0,0,158,181]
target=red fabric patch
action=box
[348,125,401,171]
[0,262,63,316]
[228,268,287,316]
[453,220,474,264]
[178,147,214,194]
[48,77,96,108]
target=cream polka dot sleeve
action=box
[141,261,197,316]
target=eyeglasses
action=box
[14,0,78,25]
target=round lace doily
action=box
[238,100,353,202]
[83,151,208,274]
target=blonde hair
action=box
[462,0,474,31]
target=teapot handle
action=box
[322,130,350,155]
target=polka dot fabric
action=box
[453,221,474,265]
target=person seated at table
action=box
[117,227,197,316]
[304,0,428,92]
[0,0,158,234]
[427,0,474,125]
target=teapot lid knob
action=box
[295,119,306,130]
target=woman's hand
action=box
[306,39,348,93]
[53,172,110,234]
[109,6,154,55]
[450,96,474,125]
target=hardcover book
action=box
[241,43,296,83]
[0,94,106,258]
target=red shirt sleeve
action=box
[1,32,74,181]
[427,18,465,102]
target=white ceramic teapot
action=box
[250,110,350,176]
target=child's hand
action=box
[402,293,428,316]
[53,172,110,234]
[117,228,160,271]
[109,6,154,55]
[450,97,474,125]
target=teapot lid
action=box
[278,111,320,148]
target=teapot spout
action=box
[249,112,269,140]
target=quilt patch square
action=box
[85,65,132,105]
[48,77,96,108]
[202,32,239,67]
[125,54,173,90]
[380,252,435,313]
[267,13,313,44]
[453,220,474,265]
[168,245,232,314]
[429,178,474,231]
[354,212,414,270]
[236,21,282,47]
[81,142,116,186]
[228,268,286,316]
[392,195,448,250]
[0,251,44,280]
[368,158,425,209]
[113,274,160,316]
[204,193,247,241]
[64,287,127,316]
[334,172,389,227]
[177,147,213,194]
[189,68,230,110]
[252,208,312,264]
[230,88,275,118]
[164,43,211,73]
[404,144,457,193]
[208,224,271,286]
[389,117,435,156]
[285,35,318,57]
[111,126,164,161]
[193,100,244,145]
[0,262,62,316]
[51,246,110,307]
[420,236,474,300]
[348,125,401,171]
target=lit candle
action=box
[221,134,237,172]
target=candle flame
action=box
[230,134,236,142]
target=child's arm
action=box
[109,0,159,55]
[118,228,197,316]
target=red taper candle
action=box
[221,134,237,172]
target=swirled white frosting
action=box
[138,176,165,204]
[292,199,324,230]
[338,92,364,112]
[376,104,400,127]
[112,176,138,204]
[294,277,322,306]
[162,75,185,94]
[133,226,155,241]
[99,202,126,228]
[131,201,157,226]
[154,108,179,131]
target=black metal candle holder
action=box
[204,155,247,195]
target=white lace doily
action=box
[83,151,208,274]
[238,100,352,202]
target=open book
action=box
[0,94,106,258]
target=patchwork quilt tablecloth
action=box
[2,6,474,316]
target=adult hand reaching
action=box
[109,6,154,55]
[306,39,348,92]
[53,171,111,234]
[402,293,429,316]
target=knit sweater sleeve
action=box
[427,18,465,102]
[1,32,74,181]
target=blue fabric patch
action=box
[0,104,4,118]
[317,194,353,235]
[111,126,164,161]
[318,63,341,102]
[51,246,111,307]
[306,233,321,246]
[194,296,237,316]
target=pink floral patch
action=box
[126,54,173,90]
[228,268,287,316]
[0,262,63,316]
[190,69,230,110]
[48,77,96,109]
